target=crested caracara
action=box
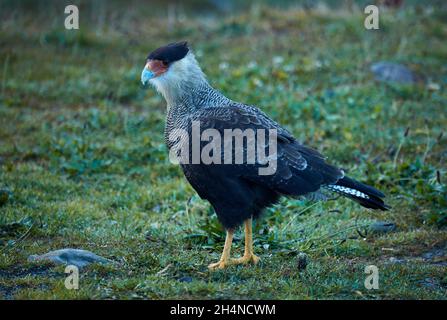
[141,41,389,270]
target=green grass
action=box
[0,1,446,299]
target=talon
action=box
[232,254,260,265]
[208,260,230,270]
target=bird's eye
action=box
[162,60,169,66]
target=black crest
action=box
[147,41,189,64]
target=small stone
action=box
[28,248,113,268]
[296,252,308,271]
[427,82,440,91]
[370,62,417,84]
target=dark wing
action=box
[187,103,344,196]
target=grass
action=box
[0,0,446,299]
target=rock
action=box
[369,221,397,234]
[370,62,417,84]
[28,249,113,268]
[427,82,440,91]
[296,252,309,271]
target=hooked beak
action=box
[141,63,154,85]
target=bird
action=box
[141,41,390,270]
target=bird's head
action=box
[141,41,207,105]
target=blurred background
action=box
[0,0,446,299]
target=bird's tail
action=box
[325,176,390,210]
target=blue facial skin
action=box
[141,68,154,86]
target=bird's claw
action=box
[208,260,230,270]
[208,254,260,270]
[232,254,260,265]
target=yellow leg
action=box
[208,229,234,270]
[208,218,260,270]
[232,217,260,265]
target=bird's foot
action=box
[231,253,260,265]
[208,259,231,270]
[208,254,260,270]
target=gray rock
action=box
[370,62,417,84]
[28,248,113,268]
